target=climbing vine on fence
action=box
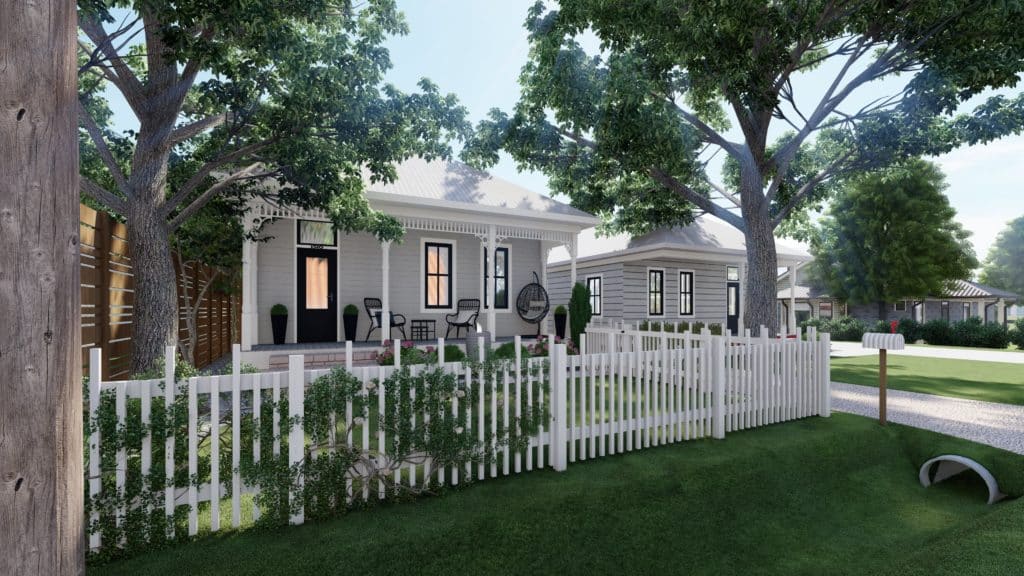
[85,356,549,562]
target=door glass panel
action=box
[305,256,328,310]
[728,286,738,315]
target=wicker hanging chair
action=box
[516,272,550,337]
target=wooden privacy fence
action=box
[80,204,240,379]
[84,330,830,553]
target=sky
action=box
[102,1,1024,262]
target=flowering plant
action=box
[527,335,577,357]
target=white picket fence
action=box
[85,329,830,551]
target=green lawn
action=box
[831,356,1024,405]
[90,414,1024,576]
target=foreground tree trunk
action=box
[128,203,179,375]
[0,1,84,574]
[744,217,780,336]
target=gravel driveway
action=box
[831,382,1024,455]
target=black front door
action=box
[297,248,337,343]
[726,281,740,335]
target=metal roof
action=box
[944,279,1019,299]
[549,215,811,265]
[363,157,597,224]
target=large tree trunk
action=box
[128,203,179,374]
[744,215,780,336]
[0,1,84,574]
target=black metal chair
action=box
[445,299,480,339]
[364,298,407,341]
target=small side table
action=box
[410,319,436,341]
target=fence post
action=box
[163,346,176,538]
[711,335,726,439]
[231,344,242,527]
[580,333,587,356]
[819,332,831,417]
[88,348,102,550]
[549,343,568,471]
[606,331,616,356]
[288,354,305,525]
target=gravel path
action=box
[830,340,1024,364]
[831,382,1024,455]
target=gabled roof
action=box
[944,279,1019,300]
[777,285,832,300]
[549,215,811,267]
[363,157,598,226]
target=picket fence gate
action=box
[85,329,830,552]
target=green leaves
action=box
[979,216,1024,297]
[810,159,979,305]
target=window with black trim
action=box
[962,302,971,319]
[586,276,602,315]
[820,301,833,319]
[483,247,509,309]
[424,242,453,309]
[678,271,694,316]
[648,269,664,316]
[941,301,950,321]
[894,300,907,312]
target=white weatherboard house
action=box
[547,217,811,335]
[239,158,598,365]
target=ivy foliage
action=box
[85,358,548,563]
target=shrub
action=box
[951,317,985,347]
[977,322,1010,349]
[527,335,577,357]
[569,283,592,347]
[492,341,530,360]
[270,303,288,316]
[442,344,465,363]
[1010,320,1024,349]
[920,319,953,346]
[554,305,567,316]
[827,316,867,342]
[343,304,359,316]
[896,318,922,342]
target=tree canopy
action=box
[77,0,471,369]
[980,216,1024,298]
[462,0,1024,331]
[809,159,977,312]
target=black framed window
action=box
[297,220,336,247]
[894,300,907,312]
[586,276,602,316]
[648,269,664,316]
[941,301,950,321]
[962,302,971,319]
[727,266,739,281]
[820,301,833,319]
[424,242,453,309]
[483,247,509,309]
[679,271,694,316]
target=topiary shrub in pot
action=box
[568,282,592,348]
[553,305,567,339]
[270,303,288,345]
[342,304,359,342]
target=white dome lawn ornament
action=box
[862,328,905,425]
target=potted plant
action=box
[553,304,568,339]
[270,303,288,345]
[343,303,359,342]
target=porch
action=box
[240,192,593,353]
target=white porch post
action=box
[381,241,391,343]
[540,242,552,334]
[241,218,258,351]
[738,262,747,335]
[487,224,496,336]
[996,298,1006,326]
[788,265,797,335]
[569,233,578,287]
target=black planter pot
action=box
[343,314,358,342]
[271,314,288,345]
[554,314,567,339]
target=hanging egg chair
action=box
[516,271,550,337]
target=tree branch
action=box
[771,149,856,228]
[80,177,128,215]
[160,140,272,218]
[648,167,747,232]
[168,163,267,231]
[169,113,232,145]
[79,102,131,196]
[79,15,146,114]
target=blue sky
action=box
[102,1,1023,261]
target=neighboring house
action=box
[547,216,811,335]
[777,267,1019,329]
[239,157,599,356]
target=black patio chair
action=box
[364,298,407,341]
[445,299,480,339]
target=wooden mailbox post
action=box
[861,332,905,425]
